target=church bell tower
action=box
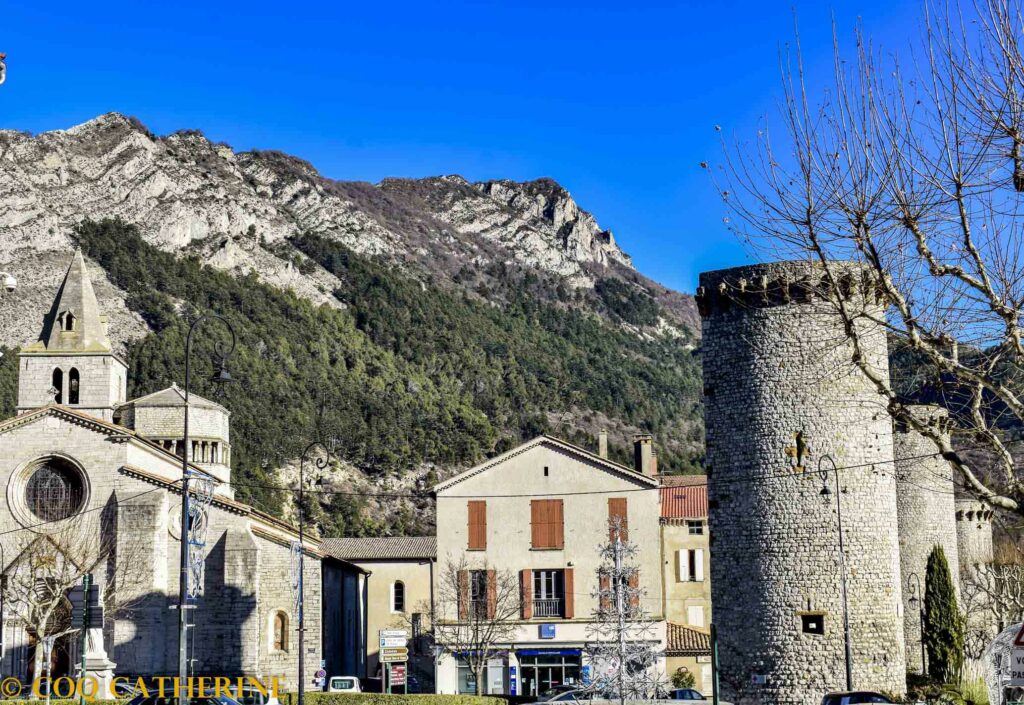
[17,250,128,421]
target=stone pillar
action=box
[699,262,906,704]
[894,405,959,674]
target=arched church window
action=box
[25,458,86,522]
[68,368,80,405]
[272,611,289,652]
[393,581,406,613]
[51,368,63,404]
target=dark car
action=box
[821,692,895,705]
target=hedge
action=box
[283,695,505,705]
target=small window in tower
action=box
[58,311,76,332]
[272,611,289,652]
[68,368,80,405]
[800,613,825,635]
[51,368,64,404]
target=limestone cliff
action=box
[0,112,694,349]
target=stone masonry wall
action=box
[894,406,959,674]
[699,262,906,705]
[16,352,127,420]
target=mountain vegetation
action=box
[0,219,703,537]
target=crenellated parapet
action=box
[696,261,887,318]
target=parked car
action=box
[821,692,895,705]
[126,696,243,705]
[359,677,383,693]
[667,688,733,705]
[229,684,281,705]
[327,676,362,693]
[530,686,591,703]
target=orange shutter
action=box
[486,569,497,619]
[531,500,543,548]
[628,570,640,610]
[564,568,575,619]
[531,500,565,549]
[552,499,564,549]
[521,569,533,619]
[608,498,628,543]
[599,571,611,613]
[468,500,487,550]
[458,570,469,620]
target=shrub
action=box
[671,668,696,689]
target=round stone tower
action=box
[956,498,994,574]
[894,405,960,674]
[699,261,906,704]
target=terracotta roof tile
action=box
[320,536,436,560]
[660,475,708,519]
[666,622,711,655]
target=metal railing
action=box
[533,598,564,618]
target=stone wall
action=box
[894,405,959,674]
[699,261,906,705]
[16,352,127,420]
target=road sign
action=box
[380,650,409,663]
[315,669,327,679]
[390,664,406,686]
[380,636,408,648]
[381,647,409,658]
[68,582,102,628]
[1015,623,1024,647]
[380,629,408,638]
[1011,650,1024,686]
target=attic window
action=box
[544,466,549,477]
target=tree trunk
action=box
[475,664,485,696]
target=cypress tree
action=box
[924,544,964,683]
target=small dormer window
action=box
[58,310,76,332]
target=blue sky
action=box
[1,0,922,292]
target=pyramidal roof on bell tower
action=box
[25,249,112,353]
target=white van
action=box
[326,677,361,693]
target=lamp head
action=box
[3,273,15,293]
[210,363,233,385]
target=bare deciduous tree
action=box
[715,0,1024,513]
[2,513,145,680]
[431,556,520,696]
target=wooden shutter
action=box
[458,570,469,620]
[628,570,640,610]
[677,549,689,582]
[468,500,487,550]
[694,548,705,582]
[486,569,497,619]
[521,569,533,619]
[599,571,611,613]
[608,497,628,543]
[531,499,565,549]
[564,568,575,619]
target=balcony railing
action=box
[533,598,564,618]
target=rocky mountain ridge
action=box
[0,113,692,350]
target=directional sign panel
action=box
[381,647,409,658]
[1011,650,1024,687]
[380,649,409,663]
[380,629,408,638]
[380,637,407,648]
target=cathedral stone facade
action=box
[0,251,322,687]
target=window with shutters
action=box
[467,570,490,619]
[467,500,487,550]
[530,499,564,549]
[687,605,705,628]
[676,548,705,582]
[608,497,628,542]
[533,570,565,618]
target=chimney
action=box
[651,450,658,477]
[633,433,654,476]
[598,430,609,459]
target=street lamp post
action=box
[177,315,235,705]
[818,454,853,691]
[907,572,927,677]
[297,442,330,705]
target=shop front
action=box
[515,649,583,698]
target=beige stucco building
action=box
[659,475,712,692]
[320,537,435,689]
[432,434,665,697]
